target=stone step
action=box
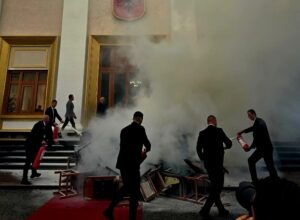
[0,137,80,146]
[276,152,300,157]
[0,156,72,163]
[0,162,76,170]
[261,164,300,171]
[0,150,75,157]
[278,159,300,165]
[0,145,75,151]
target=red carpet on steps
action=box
[27,195,142,220]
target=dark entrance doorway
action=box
[98,45,140,108]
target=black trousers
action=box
[107,168,140,220]
[62,117,76,129]
[248,149,278,183]
[201,168,226,213]
[22,147,39,180]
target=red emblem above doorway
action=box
[112,0,145,21]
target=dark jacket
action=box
[45,106,62,125]
[25,120,53,154]
[116,122,151,169]
[196,125,232,171]
[241,117,273,152]
[65,100,76,118]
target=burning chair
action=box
[140,167,170,201]
[154,159,210,204]
[139,160,210,204]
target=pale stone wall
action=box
[0,0,2,20]
[0,0,171,36]
[2,121,37,130]
[89,0,171,36]
[170,0,197,42]
[0,0,63,36]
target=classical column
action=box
[56,0,88,129]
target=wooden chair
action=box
[54,170,80,198]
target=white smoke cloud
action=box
[78,0,300,181]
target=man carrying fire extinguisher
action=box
[237,109,278,185]
[45,99,64,141]
[103,111,151,220]
[21,115,53,185]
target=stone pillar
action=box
[56,0,88,129]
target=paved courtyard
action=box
[0,189,246,220]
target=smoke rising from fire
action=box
[78,0,300,180]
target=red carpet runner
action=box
[27,195,142,220]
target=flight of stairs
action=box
[0,130,80,171]
[274,141,300,172]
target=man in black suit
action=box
[21,115,54,185]
[45,99,64,126]
[196,115,232,219]
[237,109,278,184]
[103,111,151,220]
[45,99,64,140]
[97,96,107,117]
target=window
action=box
[99,46,142,107]
[3,70,47,114]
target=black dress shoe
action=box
[21,179,31,185]
[218,209,230,217]
[30,173,41,178]
[103,208,114,220]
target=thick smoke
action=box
[78,1,300,180]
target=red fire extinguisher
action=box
[140,149,147,163]
[237,135,250,152]
[32,144,47,169]
[53,126,59,140]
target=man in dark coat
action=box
[97,96,107,117]
[21,115,53,185]
[196,115,232,218]
[103,111,151,220]
[45,99,64,126]
[237,109,278,184]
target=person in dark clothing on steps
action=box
[61,94,77,130]
[45,99,64,139]
[21,115,53,185]
[96,96,107,117]
[237,109,278,184]
[103,111,151,220]
[45,99,64,126]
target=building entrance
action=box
[98,45,140,108]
